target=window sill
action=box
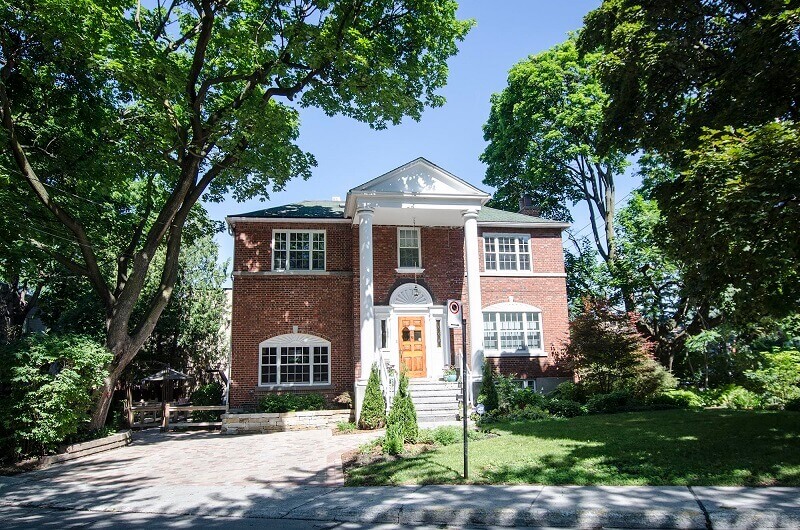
[256,383,332,390]
[483,350,548,358]
[480,271,567,278]
[395,267,425,274]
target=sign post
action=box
[447,299,468,479]
[461,316,468,480]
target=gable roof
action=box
[229,201,567,227]
[349,157,489,198]
[231,200,345,219]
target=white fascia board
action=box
[226,216,350,225]
[345,191,489,218]
[477,221,571,229]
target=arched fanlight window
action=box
[259,333,330,386]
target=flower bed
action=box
[221,409,353,434]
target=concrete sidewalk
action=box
[1,476,798,529]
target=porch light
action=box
[412,283,420,298]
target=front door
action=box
[398,316,426,378]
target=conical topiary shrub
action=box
[386,371,418,443]
[359,363,386,429]
[478,360,499,412]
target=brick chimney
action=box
[518,194,541,217]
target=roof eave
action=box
[477,221,571,229]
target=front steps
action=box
[408,379,461,423]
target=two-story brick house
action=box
[226,158,571,420]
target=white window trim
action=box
[271,229,326,272]
[258,333,331,387]
[397,227,422,270]
[482,232,533,274]
[482,302,545,358]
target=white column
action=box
[358,206,375,380]
[463,209,484,376]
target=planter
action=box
[38,431,132,467]
[221,409,354,435]
[443,374,458,382]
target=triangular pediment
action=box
[350,158,488,197]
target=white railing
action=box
[376,350,398,413]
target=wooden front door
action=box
[398,316,426,378]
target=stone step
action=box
[409,389,462,399]
[413,401,460,412]
[408,383,461,392]
[411,395,460,405]
[416,412,460,422]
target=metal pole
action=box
[462,317,468,480]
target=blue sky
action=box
[204,0,641,279]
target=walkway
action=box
[0,430,798,528]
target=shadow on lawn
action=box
[348,409,800,486]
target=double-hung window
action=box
[483,311,543,355]
[483,234,531,272]
[272,230,325,271]
[259,334,330,386]
[398,227,421,269]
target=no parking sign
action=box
[447,299,463,328]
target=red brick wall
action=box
[229,219,571,407]
[477,227,570,378]
[229,221,354,408]
[352,226,466,378]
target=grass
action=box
[345,409,800,486]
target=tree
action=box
[1,0,472,429]
[579,0,800,156]
[481,37,631,307]
[359,363,386,429]
[579,1,800,319]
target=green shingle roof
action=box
[232,200,345,219]
[230,202,563,225]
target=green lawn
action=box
[345,409,800,486]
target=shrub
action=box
[785,397,800,411]
[359,364,386,429]
[586,390,632,414]
[494,374,547,413]
[258,393,325,413]
[333,391,354,409]
[191,382,224,421]
[0,333,112,459]
[744,348,800,407]
[336,421,357,433]
[648,390,704,409]
[560,300,661,399]
[383,423,404,455]
[504,406,551,422]
[551,381,584,403]
[717,386,761,410]
[618,359,677,401]
[386,372,418,443]
[545,397,586,418]
[477,361,499,412]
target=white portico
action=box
[344,158,490,417]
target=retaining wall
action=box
[221,409,353,434]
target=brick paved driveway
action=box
[20,429,382,488]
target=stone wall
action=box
[221,409,353,434]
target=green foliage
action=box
[257,393,325,414]
[717,386,762,410]
[0,333,111,459]
[656,123,800,320]
[550,381,584,403]
[477,361,499,412]
[336,421,357,434]
[616,359,677,401]
[745,349,800,408]
[481,36,627,223]
[190,382,224,422]
[386,372,418,443]
[383,424,405,455]
[359,364,386,430]
[416,426,490,446]
[586,391,632,414]
[544,397,586,418]
[648,390,704,410]
[785,397,800,412]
